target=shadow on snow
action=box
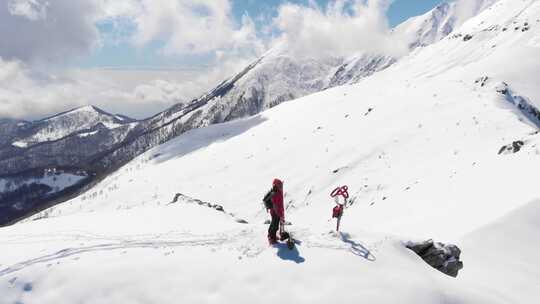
[152,115,267,164]
[340,232,376,261]
[276,243,305,264]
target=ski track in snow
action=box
[0,227,383,277]
[0,235,228,277]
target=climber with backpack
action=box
[263,178,285,245]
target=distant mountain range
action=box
[0,0,498,225]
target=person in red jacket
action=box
[265,178,285,245]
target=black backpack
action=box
[262,189,274,210]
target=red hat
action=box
[273,178,283,188]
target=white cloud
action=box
[273,0,407,59]
[100,0,140,18]
[0,0,101,63]
[0,0,266,120]
[0,0,412,120]
[8,0,49,21]
[133,80,189,107]
[0,58,84,119]
[0,55,259,120]
[0,57,178,119]
[127,0,264,57]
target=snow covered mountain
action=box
[0,106,138,224]
[327,0,499,88]
[1,0,538,303]
[0,0,506,225]
[91,0,499,172]
[395,0,497,49]
[9,105,136,148]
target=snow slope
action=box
[1,0,539,303]
[460,199,540,302]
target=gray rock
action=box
[463,34,473,41]
[406,239,464,277]
[498,140,525,154]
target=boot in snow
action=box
[268,235,278,245]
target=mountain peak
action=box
[70,105,107,116]
[77,105,99,112]
[394,0,497,49]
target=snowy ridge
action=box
[12,105,136,147]
[201,48,341,120]
[396,1,459,48]
[326,53,396,87]
[326,0,496,88]
[395,0,498,49]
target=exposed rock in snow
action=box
[170,193,249,224]
[495,82,540,128]
[406,240,464,277]
[498,140,525,154]
[326,54,396,88]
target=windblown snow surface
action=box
[1,0,540,303]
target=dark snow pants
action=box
[268,211,280,240]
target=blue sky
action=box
[79,0,444,69]
[388,0,443,26]
[230,0,443,27]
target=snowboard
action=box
[280,231,296,250]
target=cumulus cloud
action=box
[0,56,257,120]
[273,0,407,59]
[8,0,49,20]
[0,58,87,119]
[0,0,411,120]
[0,0,266,120]
[96,0,265,57]
[0,0,102,63]
[0,57,183,119]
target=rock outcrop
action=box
[498,140,525,154]
[406,239,463,277]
